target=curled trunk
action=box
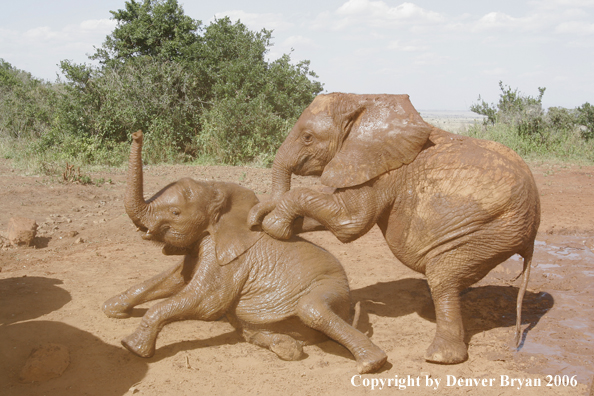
[125,131,150,228]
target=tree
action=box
[577,102,594,141]
[92,0,202,64]
[52,1,323,165]
[471,81,545,126]
[0,59,58,139]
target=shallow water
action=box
[512,235,593,382]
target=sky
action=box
[1,0,593,111]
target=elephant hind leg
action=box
[423,278,468,364]
[423,245,515,364]
[296,283,387,374]
[242,329,304,361]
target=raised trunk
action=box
[125,130,150,228]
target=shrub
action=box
[197,94,292,166]
[468,82,594,163]
[576,102,594,141]
[0,0,323,172]
[0,59,59,140]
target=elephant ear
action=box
[209,184,264,266]
[321,94,434,188]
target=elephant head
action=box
[249,93,434,225]
[125,131,262,264]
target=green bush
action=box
[197,94,292,166]
[576,102,594,141]
[0,0,323,173]
[0,59,59,140]
[468,82,594,163]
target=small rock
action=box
[8,217,38,246]
[75,237,84,244]
[19,343,70,382]
[68,231,79,238]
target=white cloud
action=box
[312,0,444,30]
[213,10,294,32]
[0,19,116,80]
[337,0,443,22]
[531,0,594,9]
[475,12,519,30]
[19,19,115,44]
[79,19,117,32]
[24,26,63,41]
[282,35,318,49]
[387,40,427,52]
[555,21,594,34]
[412,52,451,66]
[482,67,507,76]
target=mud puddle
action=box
[480,234,594,382]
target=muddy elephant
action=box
[103,131,387,374]
[248,93,541,364]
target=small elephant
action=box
[103,131,387,374]
[249,93,541,364]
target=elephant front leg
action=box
[103,257,191,318]
[263,186,381,243]
[122,270,231,357]
[122,288,217,358]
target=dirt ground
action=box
[1,157,593,396]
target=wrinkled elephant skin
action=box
[248,93,541,364]
[103,131,387,374]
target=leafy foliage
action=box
[92,0,202,63]
[0,0,323,171]
[470,81,546,127]
[0,59,59,139]
[576,102,594,141]
[467,81,594,163]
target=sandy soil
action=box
[1,157,593,396]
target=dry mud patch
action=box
[0,159,593,395]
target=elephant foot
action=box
[355,344,388,374]
[262,213,293,240]
[424,336,468,364]
[121,327,156,358]
[103,295,133,319]
[269,334,304,361]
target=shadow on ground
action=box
[0,276,148,396]
[351,278,554,345]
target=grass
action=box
[460,122,594,165]
[2,118,594,181]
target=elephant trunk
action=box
[270,143,293,199]
[124,130,150,229]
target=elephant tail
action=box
[514,242,534,348]
[352,301,361,329]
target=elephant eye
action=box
[302,132,314,145]
[171,208,181,216]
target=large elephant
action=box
[248,93,541,364]
[103,131,387,374]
